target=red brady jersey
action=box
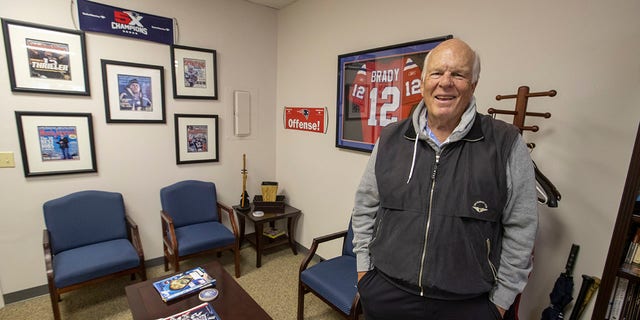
[348,56,422,144]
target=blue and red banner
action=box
[77,0,174,45]
[284,107,327,134]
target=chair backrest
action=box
[342,220,355,257]
[43,190,128,255]
[160,180,219,228]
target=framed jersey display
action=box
[335,35,452,152]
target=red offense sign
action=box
[284,107,327,133]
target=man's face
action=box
[421,41,477,124]
[129,82,140,93]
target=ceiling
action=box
[246,0,298,9]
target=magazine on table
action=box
[157,302,220,319]
[152,267,216,302]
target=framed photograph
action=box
[335,35,452,152]
[101,59,166,123]
[15,111,97,177]
[1,18,90,95]
[174,114,219,164]
[170,45,217,99]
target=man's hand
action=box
[357,271,367,282]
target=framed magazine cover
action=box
[1,18,90,95]
[101,59,166,123]
[15,111,97,177]
[174,114,219,164]
[170,45,217,99]
[335,35,452,152]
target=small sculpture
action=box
[239,154,250,210]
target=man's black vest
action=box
[370,113,520,298]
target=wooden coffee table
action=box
[125,261,272,319]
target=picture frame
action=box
[170,45,217,99]
[174,114,219,164]
[1,18,90,95]
[335,35,452,152]
[15,111,97,177]
[101,59,166,123]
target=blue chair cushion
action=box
[160,181,219,228]
[300,255,358,315]
[53,239,141,288]
[44,191,128,255]
[175,221,235,257]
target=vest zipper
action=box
[486,238,498,281]
[418,152,440,296]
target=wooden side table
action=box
[233,204,301,268]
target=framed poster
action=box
[1,18,90,95]
[174,114,219,164]
[170,45,217,99]
[335,35,452,152]
[101,59,166,123]
[15,111,97,177]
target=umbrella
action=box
[568,275,600,320]
[541,244,580,320]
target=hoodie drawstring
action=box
[406,133,419,184]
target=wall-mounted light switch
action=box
[0,152,16,168]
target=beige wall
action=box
[275,0,640,318]
[2,0,640,318]
[0,0,277,294]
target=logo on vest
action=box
[472,201,488,213]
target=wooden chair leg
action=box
[139,267,147,281]
[163,251,169,272]
[234,247,241,278]
[49,290,61,320]
[173,256,180,272]
[297,282,305,320]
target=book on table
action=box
[263,227,285,239]
[152,267,216,302]
[157,302,220,320]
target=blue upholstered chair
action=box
[43,190,146,320]
[297,221,361,320]
[160,180,240,277]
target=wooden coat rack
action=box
[488,86,561,208]
[487,86,556,133]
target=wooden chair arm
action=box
[160,210,178,256]
[42,229,53,281]
[299,230,348,274]
[218,201,239,238]
[125,214,145,259]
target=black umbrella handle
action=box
[564,244,580,276]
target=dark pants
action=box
[358,269,502,320]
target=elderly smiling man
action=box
[351,38,538,320]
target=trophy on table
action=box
[239,154,250,210]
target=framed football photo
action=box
[170,45,217,99]
[174,114,219,164]
[335,35,452,152]
[15,111,97,177]
[1,18,90,95]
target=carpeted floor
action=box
[0,245,346,320]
